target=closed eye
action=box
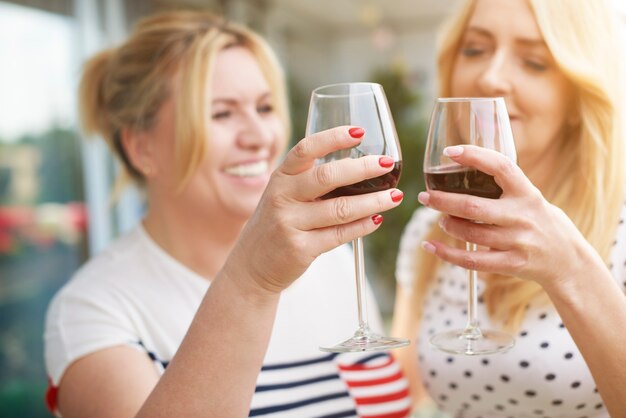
[460,47,485,57]
[524,60,548,72]
[257,104,274,114]
[212,110,231,120]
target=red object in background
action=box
[0,202,88,254]
[66,202,88,231]
[0,205,34,230]
[0,206,33,253]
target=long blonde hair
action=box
[78,10,290,192]
[411,0,626,331]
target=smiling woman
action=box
[43,9,411,418]
[122,45,288,241]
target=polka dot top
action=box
[395,205,626,418]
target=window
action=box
[0,2,84,416]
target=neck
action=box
[142,203,245,280]
[518,139,562,193]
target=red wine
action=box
[425,167,502,199]
[321,161,402,200]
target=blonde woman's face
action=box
[450,0,576,175]
[148,46,287,222]
[193,46,287,220]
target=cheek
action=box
[270,118,288,153]
[450,62,479,96]
[450,65,465,96]
[207,125,234,155]
[152,140,178,183]
[528,85,571,136]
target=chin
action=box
[234,197,264,220]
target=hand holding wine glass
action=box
[306,82,409,352]
[423,97,517,355]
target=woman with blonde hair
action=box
[44,10,411,417]
[392,0,626,416]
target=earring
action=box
[143,164,152,177]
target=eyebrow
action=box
[212,92,272,105]
[464,26,547,47]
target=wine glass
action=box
[423,97,517,355]
[306,82,409,352]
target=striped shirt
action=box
[45,226,411,417]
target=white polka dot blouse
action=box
[395,205,626,418]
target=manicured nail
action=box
[421,241,436,254]
[379,156,394,168]
[391,190,404,202]
[348,127,365,138]
[372,214,383,225]
[443,146,463,157]
[418,191,430,205]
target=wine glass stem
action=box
[464,242,482,339]
[353,237,370,335]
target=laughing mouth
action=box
[224,160,269,177]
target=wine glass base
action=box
[429,329,515,355]
[320,333,409,353]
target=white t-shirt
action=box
[45,226,411,417]
[395,206,626,418]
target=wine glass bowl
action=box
[424,97,516,355]
[306,82,409,352]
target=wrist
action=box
[542,240,609,310]
[218,256,282,308]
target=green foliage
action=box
[32,127,84,204]
[0,380,49,417]
[0,126,84,206]
[287,76,310,146]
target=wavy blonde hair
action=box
[79,10,290,193]
[410,0,626,331]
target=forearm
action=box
[137,264,280,417]
[545,251,626,417]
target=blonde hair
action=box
[79,10,290,192]
[411,0,626,331]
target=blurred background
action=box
[1,0,623,416]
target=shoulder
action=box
[46,226,160,329]
[57,227,150,295]
[44,227,152,384]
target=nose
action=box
[477,49,513,97]
[237,110,274,150]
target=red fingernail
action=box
[348,127,365,138]
[379,156,394,168]
[372,214,383,225]
[391,190,404,202]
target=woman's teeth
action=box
[224,160,268,177]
